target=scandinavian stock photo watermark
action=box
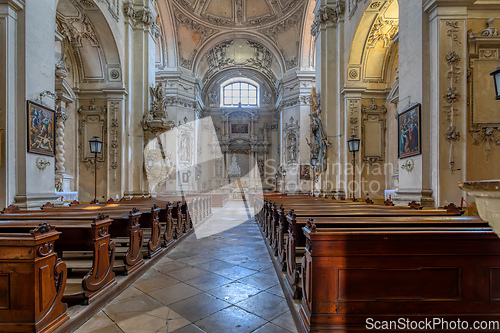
[365,318,500,331]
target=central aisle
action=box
[75,201,298,333]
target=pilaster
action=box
[394,0,433,206]
[123,0,157,198]
[426,3,471,206]
[313,0,345,196]
[341,88,364,199]
[0,0,24,208]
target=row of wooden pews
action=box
[0,194,213,333]
[256,194,500,332]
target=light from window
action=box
[223,82,258,106]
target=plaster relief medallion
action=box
[348,68,359,80]
[109,68,121,81]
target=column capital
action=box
[311,1,345,37]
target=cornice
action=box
[423,0,476,13]
[0,0,24,11]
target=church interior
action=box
[2,0,500,332]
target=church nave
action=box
[74,201,298,333]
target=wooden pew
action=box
[1,207,144,275]
[119,198,186,239]
[0,214,116,304]
[42,201,163,259]
[282,214,485,299]
[0,223,69,332]
[262,199,463,298]
[266,201,462,255]
[123,194,210,235]
[300,224,500,332]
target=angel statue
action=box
[150,82,167,117]
[308,88,330,173]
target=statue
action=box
[308,88,330,173]
[180,135,191,162]
[228,155,242,177]
[150,83,167,118]
[258,155,264,175]
[288,134,298,162]
[209,91,219,105]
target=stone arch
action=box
[56,0,122,88]
[193,33,286,80]
[299,0,316,70]
[156,0,178,69]
[346,0,399,88]
[203,68,277,109]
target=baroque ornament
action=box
[401,158,415,172]
[442,21,462,173]
[367,16,399,47]
[123,2,154,27]
[55,107,68,174]
[481,18,499,37]
[472,127,500,160]
[306,89,330,174]
[142,83,175,143]
[311,1,345,37]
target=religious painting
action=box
[231,124,249,134]
[182,172,191,183]
[398,103,421,159]
[27,100,55,156]
[300,165,311,180]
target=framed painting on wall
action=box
[231,124,249,134]
[300,165,311,180]
[398,103,421,159]
[27,100,55,156]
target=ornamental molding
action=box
[78,101,107,170]
[56,9,99,48]
[311,1,345,37]
[442,21,462,173]
[281,97,300,108]
[123,2,155,27]
[175,11,218,69]
[172,0,303,29]
[108,100,120,176]
[202,40,277,86]
[174,11,217,39]
[265,9,304,38]
[367,16,398,47]
[468,18,500,160]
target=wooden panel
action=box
[490,267,500,301]
[338,267,461,301]
[0,274,9,309]
[39,264,54,313]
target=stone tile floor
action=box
[74,201,298,333]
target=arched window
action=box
[222,81,258,107]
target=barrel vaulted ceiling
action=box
[160,0,312,86]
